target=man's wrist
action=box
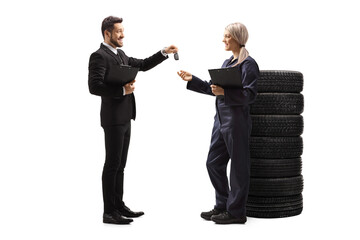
[161,47,168,57]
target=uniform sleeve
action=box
[223,60,259,106]
[186,75,215,96]
[88,52,124,97]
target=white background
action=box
[1,0,359,239]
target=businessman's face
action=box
[223,30,238,52]
[109,23,125,48]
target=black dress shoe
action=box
[118,205,144,218]
[200,208,225,221]
[211,211,247,224]
[103,212,133,224]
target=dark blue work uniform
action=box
[187,56,259,218]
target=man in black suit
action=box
[88,16,178,224]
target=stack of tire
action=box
[246,70,304,218]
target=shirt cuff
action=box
[123,87,126,96]
[161,47,168,57]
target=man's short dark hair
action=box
[101,16,123,38]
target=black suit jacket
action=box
[89,44,168,126]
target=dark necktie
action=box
[116,51,123,65]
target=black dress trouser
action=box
[102,122,131,213]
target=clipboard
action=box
[106,65,139,86]
[208,66,242,88]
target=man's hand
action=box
[211,85,224,96]
[177,70,193,81]
[124,80,136,95]
[165,45,178,54]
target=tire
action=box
[250,93,304,115]
[247,194,303,205]
[250,137,303,159]
[250,158,302,178]
[247,205,303,218]
[249,175,304,197]
[247,194,303,218]
[258,70,303,93]
[251,115,304,137]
